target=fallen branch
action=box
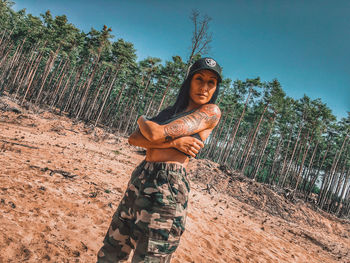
[0,139,39,149]
[29,165,78,179]
[49,169,77,179]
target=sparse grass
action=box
[112,150,120,155]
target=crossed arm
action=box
[128,128,177,149]
[128,127,205,157]
[136,104,221,142]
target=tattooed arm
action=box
[128,128,204,157]
[128,128,175,148]
[137,104,221,142]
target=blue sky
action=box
[13,0,349,120]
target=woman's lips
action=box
[197,94,207,98]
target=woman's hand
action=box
[172,136,205,157]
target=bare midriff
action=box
[145,148,189,169]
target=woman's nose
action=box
[200,82,210,92]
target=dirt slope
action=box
[0,96,349,263]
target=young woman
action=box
[97,57,222,263]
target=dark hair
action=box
[148,73,221,124]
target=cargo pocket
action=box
[167,170,189,238]
[151,169,177,206]
[168,170,189,208]
[146,192,180,257]
[143,169,180,255]
[147,206,181,257]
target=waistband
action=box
[140,159,186,173]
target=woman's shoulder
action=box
[199,103,221,117]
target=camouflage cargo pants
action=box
[97,160,190,263]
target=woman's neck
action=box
[185,100,202,112]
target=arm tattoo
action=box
[164,104,220,140]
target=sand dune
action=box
[0,96,349,262]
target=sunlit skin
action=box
[128,69,221,168]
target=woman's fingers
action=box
[194,138,204,148]
[188,149,197,157]
[176,137,204,157]
[191,146,199,154]
[192,141,203,151]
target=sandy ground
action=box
[0,96,349,263]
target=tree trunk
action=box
[319,136,348,208]
[310,143,330,201]
[85,67,110,121]
[107,83,127,128]
[156,79,172,113]
[20,51,44,105]
[253,116,276,180]
[221,89,252,163]
[217,112,236,163]
[49,60,69,107]
[280,123,302,187]
[35,46,60,104]
[331,158,348,213]
[63,63,86,113]
[56,66,76,111]
[336,169,350,216]
[94,69,119,127]
[14,46,38,98]
[269,136,283,185]
[294,130,314,194]
[76,56,101,119]
[302,141,319,192]
[205,109,230,159]
[241,103,269,173]
[238,124,256,169]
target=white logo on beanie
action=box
[205,58,216,67]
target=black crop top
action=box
[146,109,203,157]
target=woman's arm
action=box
[128,128,175,149]
[137,104,221,142]
[128,128,205,157]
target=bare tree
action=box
[187,9,212,71]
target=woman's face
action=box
[189,69,218,107]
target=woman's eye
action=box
[196,77,203,81]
